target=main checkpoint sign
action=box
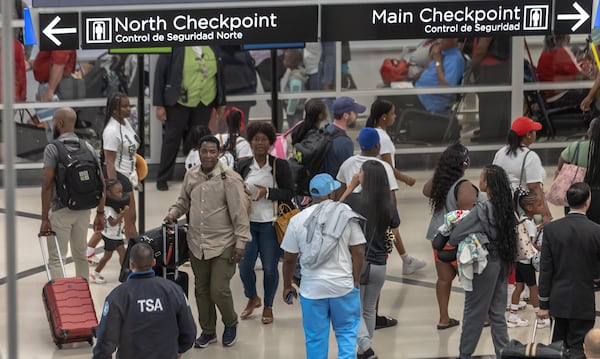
[81,6,318,49]
[322,1,593,41]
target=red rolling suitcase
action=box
[38,232,98,349]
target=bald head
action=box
[129,243,155,272]
[52,107,77,134]
[584,328,600,358]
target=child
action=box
[507,187,550,328]
[281,49,307,128]
[90,179,129,284]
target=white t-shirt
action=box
[245,159,276,223]
[184,149,237,171]
[103,117,139,178]
[280,204,366,299]
[103,206,123,240]
[337,155,399,192]
[376,128,396,168]
[216,133,252,159]
[518,214,538,264]
[492,146,546,190]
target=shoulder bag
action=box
[272,160,301,244]
[546,142,586,207]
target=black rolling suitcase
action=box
[119,221,189,296]
[500,319,566,358]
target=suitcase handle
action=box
[529,316,555,344]
[162,221,180,280]
[38,231,67,281]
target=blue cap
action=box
[358,127,380,150]
[309,173,341,197]
[332,96,366,115]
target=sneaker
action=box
[537,318,550,328]
[87,253,100,266]
[222,325,237,347]
[402,256,426,275]
[89,272,106,284]
[156,181,168,191]
[507,315,529,328]
[375,314,398,330]
[357,348,378,359]
[194,334,217,348]
[518,300,527,310]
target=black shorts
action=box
[515,262,537,286]
[102,165,133,193]
[102,235,125,251]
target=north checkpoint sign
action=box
[81,6,317,49]
[322,0,592,41]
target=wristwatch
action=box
[435,61,442,68]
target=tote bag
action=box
[547,142,586,207]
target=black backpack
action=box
[53,139,103,210]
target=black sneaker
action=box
[374,314,398,330]
[357,348,378,359]
[222,325,237,347]
[194,333,217,348]
[156,181,168,191]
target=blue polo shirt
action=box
[322,124,354,178]
[416,46,464,113]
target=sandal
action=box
[240,296,261,319]
[261,307,273,325]
[437,318,460,330]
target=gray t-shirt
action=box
[43,132,98,212]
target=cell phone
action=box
[285,291,295,304]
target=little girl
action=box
[90,179,129,284]
[507,187,550,328]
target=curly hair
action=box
[246,121,277,146]
[365,99,394,128]
[484,165,517,263]
[430,143,469,212]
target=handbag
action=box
[516,219,538,261]
[384,229,395,254]
[500,319,566,358]
[547,142,586,207]
[274,203,300,244]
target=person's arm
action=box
[422,178,433,197]
[581,74,600,111]
[224,174,251,261]
[338,173,360,203]
[456,181,479,210]
[92,298,121,359]
[555,155,568,179]
[282,251,299,303]
[42,63,65,101]
[537,226,554,319]
[527,182,552,225]
[106,206,128,227]
[40,166,55,234]
[349,244,365,288]
[176,289,197,354]
[153,54,169,122]
[104,150,117,179]
[380,153,416,186]
[268,158,294,202]
[429,43,451,86]
[165,172,192,222]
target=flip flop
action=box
[437,318,460,330]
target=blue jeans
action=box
[300,287,361,359]
[238,221,280,307]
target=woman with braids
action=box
[423,143,480,330]
[365,99,415,187]
[290,98,328,145]
[448,165,516,359]
[492,116,552,224]
[339,160,401,359]
[214,106,252,168]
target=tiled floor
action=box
[0,168,597,358]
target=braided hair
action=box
[430,143,470,213]
[223,106,244,156]
[101,92,127,164]
[483,164,517,263]
[365,99,393,128]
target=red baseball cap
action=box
[510,117,542,136]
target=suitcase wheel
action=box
[61,329,68,339]
[56,343,63,349]
[88,338,94,346]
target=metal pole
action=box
[137,54,145,234]
[2,0,19,358]
[270,48,279,131]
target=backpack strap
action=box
[519,150,532,187]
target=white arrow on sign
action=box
[557,2,590,32]
[42,16,77,46]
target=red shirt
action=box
[0,40,27,102]
[537,47,581,82]
[32,50,76,83]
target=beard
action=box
[53,126,61,140]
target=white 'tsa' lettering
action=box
[137,298,164,312]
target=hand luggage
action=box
[38,232,98,349]
[500,318,567,358]
[119,221,189,296]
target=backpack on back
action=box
[292,128,342,175]
[53,139,103,210]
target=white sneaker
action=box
[87,253,100,266]
[402,256,426,275]
[89,272,106,284]
[507,315,529,328]
[537,318,550,328]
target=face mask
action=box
[53,126,61,140]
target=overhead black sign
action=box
[33,0,254,6]
[39,13,79,50]
[322,1,592,41]
[80,6,318,49]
